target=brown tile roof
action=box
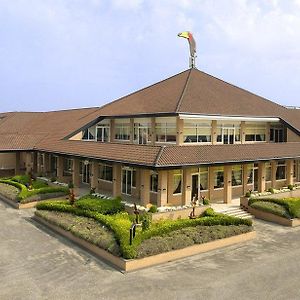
[37,140,161,166]
[0,108,101,150]
[156,143,300,167]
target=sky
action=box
[0,0,299,112]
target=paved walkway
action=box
[1,200,300,300]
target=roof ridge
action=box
[175,68,192,113]
[97,69,191,113]
[154,145,166,166]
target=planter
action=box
[248,206,300,227]
[0,193,67,209]
[33,214,256,272]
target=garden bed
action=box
[242,196,300,227]
[34,198,254,271]
[0,175,69,208]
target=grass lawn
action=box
[36,198,253,259]
[249,197,300,219]
[0,175,69,203]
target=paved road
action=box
[1,200,300,300]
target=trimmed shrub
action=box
[202,198,210,205]
[288,184,294,191]
[141,213,151,231]
[148,205,158,213]
[11,175,30,185]
[250,201,290,219]
[74,198,124,215]
[32,179,48,189]
[268,187,275,194]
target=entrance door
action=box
[82,163,90,184]
[122,168,132,195]
[191,174,199,201]
[223,128,235,144]
[253,167,259,191]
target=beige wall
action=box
[0,153,16,169]
[287,128,300,142]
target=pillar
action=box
[37,153,42,174]
[208,166,215,200]
[15,152,20,175]
[286,159,294,186]
[44,153,50,176]
[91,160,99,190]
[72,158,81,187]
[140,169,150,206]
[25,152,32,174]
[56,156,64,181]
[130,118,134,143]
[183,167,192,205]
[32,152,38,174]
[242,164,249,194]
[110,119,115,142]
[224,165,232,204]
[212,121,218,145]
[258,162,266,192]
[271,160,277,188]
[157,170,168,207]
[176,117,184,145]
[241,121,246,144]
[112,164,121,197]
[151,117,156,145]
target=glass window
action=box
[247,164,254,184]
[96,123,110,142]
[266,162,272,182]
[214,167,224,189]
[134,118,152,144]
[132,170,136,187]
[99,164,113,182]
[156,117,176,143]
[276,160,286,180]
[245,123,266,142]
[82,126,96,140]
[216,122,240,144]
[150,171,158,193]
[63,158,73,176]
[115,119,131,141]
[183,121,211,143]
[173,170,182,194]
[199,167,208,190]
[232,165,242,186]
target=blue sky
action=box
[0,0,299,112]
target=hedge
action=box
[74,197,124,215]
[250,201,290,219]
[36,202,253,259]
[249,197,300,219]
[0,179,68,202]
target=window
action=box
[99,164,113,182]
[82,126,96,140]
[232,165,242,186]
[115,119,131,141]
[276,160,286,180]
[199,167,208,190]
[134,118,152,144]
[156,117,176,143]
[266,162,272,182]
[96,120,110,142]
[150,171,158,192]
[270,124,285,143]
[245,123,266,142]
[183,121,211,143]
[246,164,254,184]
[39,154,44,167]
[216,123,240,144]
[173,170,182,194]
[63,158,73,176]
[214,167,224,189]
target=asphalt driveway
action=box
[1,200,300,300]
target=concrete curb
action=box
[33,214,256,272]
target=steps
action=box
[215,207,253,219]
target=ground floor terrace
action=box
[1,151,300,206]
